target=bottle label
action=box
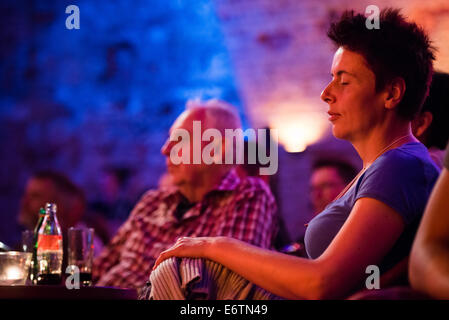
[37,234,62,251]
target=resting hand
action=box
[153,236,216,270]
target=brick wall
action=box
[0,0,243,245]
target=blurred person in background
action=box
[279,158,358,257]
[18,170,106,257]
[310,159,358,215]
[412,72,449,169]
[88,166,135,240]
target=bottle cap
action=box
[45,203,57,213]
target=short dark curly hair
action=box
[327,8,435,120]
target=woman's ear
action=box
[384,77,406,110]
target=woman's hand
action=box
[153,236,218,270]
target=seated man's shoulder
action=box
[131,188,171,213]
[235,176,273,197]
[140,186,174,201]
[138,188,161,202]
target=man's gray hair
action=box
[185,98,242,133]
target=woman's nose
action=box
[320,82,335,104]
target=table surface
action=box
[0,285,138,300]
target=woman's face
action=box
[320,47,387,142]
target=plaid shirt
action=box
[93,169,278,289]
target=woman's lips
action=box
[328,112,341,122]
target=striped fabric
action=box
[141,257,281,300]
[93,169,278,289]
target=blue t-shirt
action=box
[304,142,440,272]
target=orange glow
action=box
[270,112,329,153]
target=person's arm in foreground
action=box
[154,197,404,299]
[409,168,449,299]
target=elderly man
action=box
[92,99,278,289]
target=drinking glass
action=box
[67,227,94,286]
[21,230,35,253]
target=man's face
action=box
[321,47,386,142]
[19,178,57,229]
[310,166,346,215]
[160,110,214,188]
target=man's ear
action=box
[412,111,433,138]
[384,77,406,110]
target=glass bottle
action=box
[36,203,63,285]
[30,208,45,284]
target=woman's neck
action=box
[352,123,418,169]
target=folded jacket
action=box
[140,257,280,300]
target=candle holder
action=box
[0,252,32,286]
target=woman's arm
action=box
[409,169,449,299]
[154,197,404,299]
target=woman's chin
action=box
[331,126,344,139]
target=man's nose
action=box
[161,139,171,156]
